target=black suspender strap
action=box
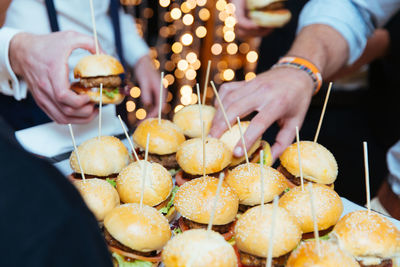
[109,0,126,67]
[44,0,60,32]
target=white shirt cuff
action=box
[0,27,27,100]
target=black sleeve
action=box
[384,11,400,62]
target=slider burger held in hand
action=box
[116,160,178,221]
[173,104,216,138]
[162,229,238,267]
[278,141,338,188]
[234,204,302,266]
[174,176,239,241]
[71,54,125,104]
[226,162,287,213]
[104,203,171,267]
[132,118,185,170]
[69,136,129,180]
[247,0,292,27]
[329,210,400,267]
[278,183,343,239]
[175,137,232,186]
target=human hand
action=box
[133,55,165,118]
[9,31,99,124]
[231,0,273,39]
[209,67,314,161]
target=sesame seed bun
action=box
[74,54,124,78]
[162,229,237,267]
[330,210,400,261]
[279,141,338,185]
[132,118,185,155]
[279,184,343,233]
[73,178,120,221]
[220,121,261,166]
[69,136,129,177]
[173,104,216,138]
[104,203,171,252]
[235,204,302,258]
[174,176,239,225]
[226,163,287,206]
[286,240,359,267]
[116,160,173,206]
[176,137,232,175]
[247,0,283,9]
[249,10,291,27]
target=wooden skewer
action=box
[211,81,232,131]
[207,172,225,231]
[363,142,371,214]
[260,150,265,209]
[237,117,250,170]
[158,72,164,124]
[296,126,304,191]
[68,124,86,182]
[202,60,211,105]
[196,83,204,123]
[88,0,99,55]
[140,133,150,210]
[266,196,279,267]
[308,183,321,257]
[118,115,140,162]
[202,121,206,178]
[98,83,103,141]
[314,82,332,143]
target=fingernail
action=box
[234,147,243,157]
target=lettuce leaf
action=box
[303,233,331,242]
[106,178,116,187]
[160,186,179,215]
[173,227,182,235]
[168,168,180,176]
[112,253,153,267]
[104,88,119,99]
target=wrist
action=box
[9,32,30,76]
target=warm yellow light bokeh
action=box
[199,8,210,21]
[186,52,197,64]
[170,8,182,20]
[180,85,192,95]
[159,0,170,7]
[185,69,197,80]
[126,101,136,112]
[224,30,235,42]
[195,26,207,38]
[246,51,258,63]
[182,14,194,25]
[171,42,183,53]
[136,108,147,120]
[223,69,235,81]
[211,43,222,55]
[227,43,238,55]
[245,72,256,81]
[130,86,141,98]
[177,59,189,71]
[181,33,193,46]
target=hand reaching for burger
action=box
[9,31,99,124]
[209,67,314,161]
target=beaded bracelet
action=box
[272,56,323,95]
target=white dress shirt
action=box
[0,0,149,100]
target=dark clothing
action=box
[0,117,113,267]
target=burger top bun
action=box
[74,178,120,221]
[331,210,400,260]
[226,163,287,205]
[247,0,283,9]
[279,184,343,233]
[279,141,338,184]
[74,54,124,78]
[173,104,216,138]
[286,240,359,267]
[176,137,232,175]
[162,229,237,267]
[133,118,185,155]
[220,121,261,166]
[174,176,239,225]
[116,160,173,206]
[235,204,302,258]
[104,203,171,252]
[69,136,129,176]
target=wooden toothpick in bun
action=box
[173,104,216,138]
[247,0,292,27]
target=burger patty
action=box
[301,225,333,240]
[80,75,121,88]
[71,172,118,179]
[277,165,333,187]
[359,259,392,267]
[104,228,157,257]
[136,149,179,170]
[258,2,284,11]
[182,217,233,234]
[240,250,289,267]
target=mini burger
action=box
[175,137,232,186]
[330,210,400,267]
[132,118,185,170]
[116,160,177,221]
[174,176,239,241]
[162,229,238,267]
[278,183,343,239]
[226,163,287,212]
[69,136,129,180]
[104,203,171,267]
[278,141,338,188]
[220,121,272,167]
[247,0,292,27]
[173,104,216,138]
[234,204,302,266]
[72,54,125,104]
[286,240,359,267]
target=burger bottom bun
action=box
[249,9,291,27]
[71,84,125,104]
